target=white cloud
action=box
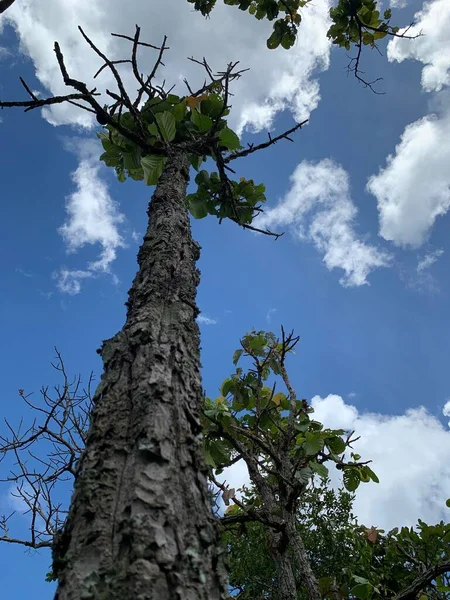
[54,268,93,295]
[55,137,125,293]
[266,308,277,324]
[222,394,450,532]
[15,267,33,278]
[369,1,450,249]
[131,230,141,243]
[389,0,408,7]
[443,400,450,428]
[3,0,332,134]
[387,0,450,93]
[443,400,450,418]
[0,46,11,59]
[311,395,450,530]
[417,248,443,272]
[197,314,218,326]
[257,159,391,287]
[367,110,450,247]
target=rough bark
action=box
[54,150,228,600]
[286,515,321,600]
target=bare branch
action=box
[0,352,93,549]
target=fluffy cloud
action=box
[4,0,332,134]
[197,314,218,326]
[222,394,450,531]
[367,110,450,247]
[368,0,450,249]
[55,138,125,293]
[311,395,450,530]
[257,159,391,286]
[444,400,450,427]
[388,0,450,92]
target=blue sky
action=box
[1,0,450,597]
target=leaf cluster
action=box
[202,330,377,510]
[327,0,399,51]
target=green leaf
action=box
[233,349,243,365]
[310,461,329,479]
[218,126,242,151]
[326,436,346,455]
[362,32,374,45]
[187,194,208,219]
[351,583,373,599]
[304,432,324,456]
[384,8,392,19]
[446,498,450,508]
[100,152,120,168]
[220,378,234,396]
[141,155,166,186]
[201,94,226,119]
[172,100,187,121]
[209,439,231,467]
[191,108,214,133]
[189,154,204,171]
[195,170,211,187]
[267,31,280,49]
[204,448,216,467]
[295,466,314,485]
[373,30,388,40]
[343,469,360,492]
[115,164,126,183]
[122,147,142,170]
[364,466,379,483]
[155,111,177,142]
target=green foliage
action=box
[327,0,399,52]
[96,90,266,228]
[189,0,403,58]
[202,329,376,488]
[225,479,359,599]
[186,174,266,225]
[224,474,450,599]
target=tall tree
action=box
[0,26,304,599]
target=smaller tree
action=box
[203,329,450,600]
[202,328,379,600]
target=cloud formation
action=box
[55,139,125,294]
[368,0,450,250]
[417,248,444,272]
[367,110,450,247]
[4,0,332,135]
[258,159,391,286]
[388,0,450,92]
[221,394,450,531]
[197,314,218,326]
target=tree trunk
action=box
[54,150,228,600]
[286,515,321,600]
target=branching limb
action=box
[0,351,93,550]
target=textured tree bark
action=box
[286,515,321,600]
[54,151,228,600]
